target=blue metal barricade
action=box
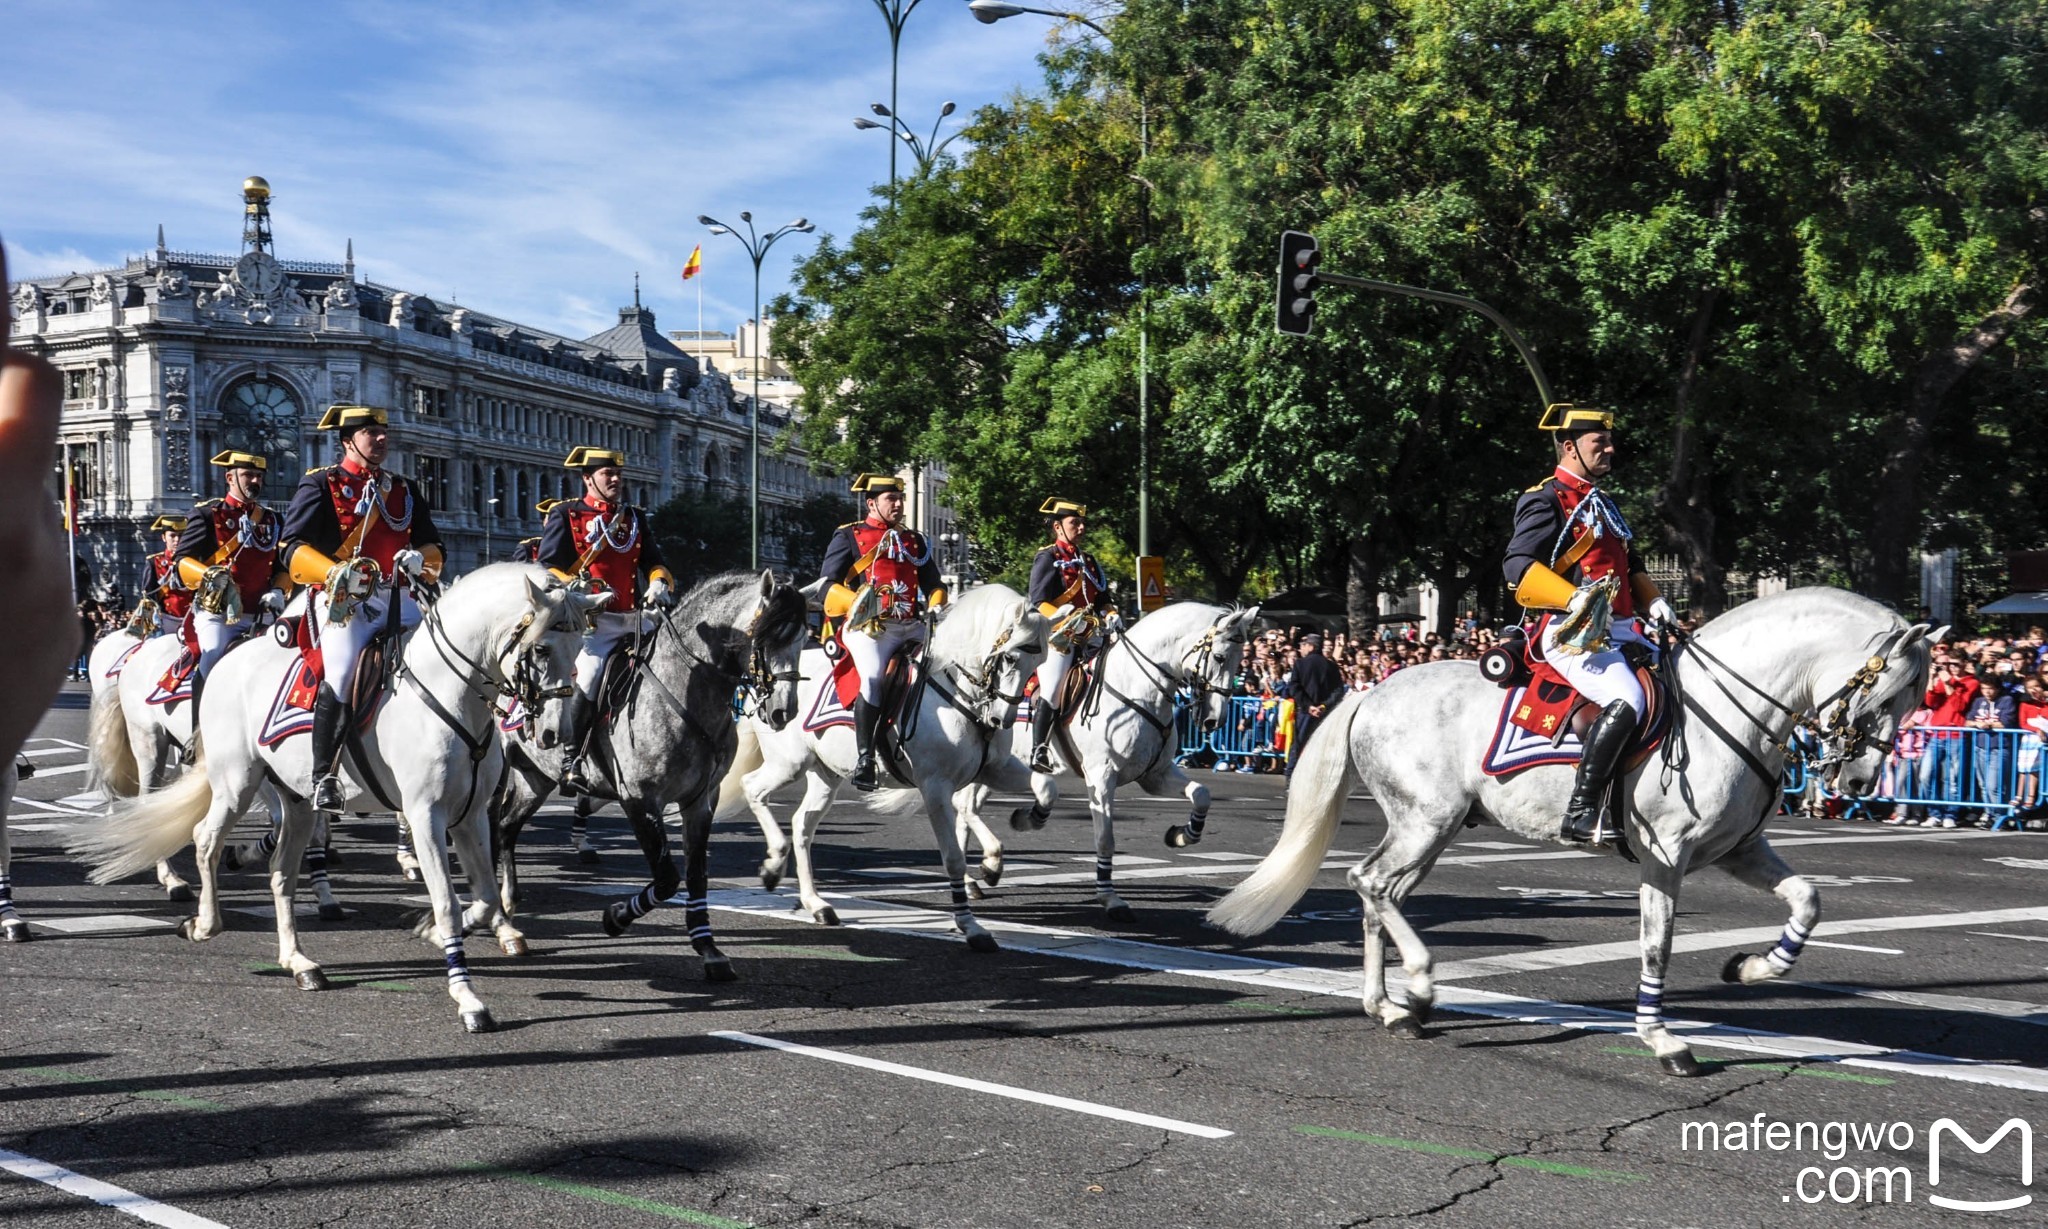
[1209,696,1289,764]
[1819,726,2034,830]
[1174,698,1208,764]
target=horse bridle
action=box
[936,624,1035,730]
[1669,629,1908,779]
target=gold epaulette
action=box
[305,465,327,476]
[1523,479,1550,493]
[194,497,222,508]
[836,520,864,530]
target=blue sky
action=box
[2,0,1061,340]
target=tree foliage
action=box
[777,0,2047,627]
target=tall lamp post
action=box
[969,1,1150,561]
[871,0,925,196]
[698,211,817,569]
[855,100,967,177]
[484,496,499,564]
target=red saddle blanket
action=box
[1483,658,1669,779]
[254,616,379,747]
[802,629,918,733]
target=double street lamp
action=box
[969,0,1151,559]
[698,212,817,569]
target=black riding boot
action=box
[309,686,349,812]
[180,668,207,765]
[559,691,597,795]
[851,697,881,793]
[1561,700,1639,845]
[1029,700,1057,775]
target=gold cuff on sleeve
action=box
[1513,561,1579,612]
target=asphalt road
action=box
[5,681,2047,1228]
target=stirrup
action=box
[311,774,345,812]
[850,754,879,793]
[1560,806,1614,847]
[1029,743,1056,775]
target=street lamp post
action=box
[871,0,925,195]
[698,211,817,569]
[484,496,499,565]
[969,1,1149,558]
[854,100,966,177]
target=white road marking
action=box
[24,737,86,749]
[710,1029,1233,1139]
[228,903,347,919]
[6,823,69,832]
[1429,906,2048,983]
[0,1148,228,1229]
[5,798,91,817]
[1804,940,1904,955]
[697,887,2048,1095]
[1178,850,1264,861]
[1769,830,2010,848]
[1068,854,1168,865]
[62,790,110,805]
[30,915,176,934]
[1969,931,2048,945]
[1783,980,2048,1025]
[1456,841,1538,851]
[842,847,1602,895]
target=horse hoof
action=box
[1105,904,1136,923]
[815,906,841,926]
[293,968,330,992]
[577,848,600,865]
[1163,825,1199,849]
[1659,1051,1704,1078]
[401,865,422,883]
[1720,953,1753,984]
[317,903,346,922]
[758,867,782,891]
[2,920,30,942]
[967,880,987,901]
[601,902,631,937]
[167,884,195,903]
[1385,1016,1426,1041]
[704,959,738,983]
[462,1008,497,1034]
[980,864,1003,888]
[1408,1000,1434,1027]
[221,846,243,871]
[966,932,1000,953]
[1009,806,1048,832]
[178,918,207,941]
[501,935,531,958]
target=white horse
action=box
[84,621,200,901]
[1210,588,1938,1076]
[719,583,1049,950]
[995,601,1260,920]
[73,565,601,1032]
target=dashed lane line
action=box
[710,1029,1234,1139]
[678,886,2048,1095]
[1428,905,2048,983]
[1600,1047,1895,1085]
[461,1163,752,1228]
[0,1147,229,1229]
[1804,940,1903,955]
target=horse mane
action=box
[930,583,1032,666]
[1691,585,1921,709]
[1125,600,1232,649]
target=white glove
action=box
[647,577,676,609]
[1648,596,1678,630]
[393,548,425,580]
[260,589,287,615]
[1102,607,1126,633]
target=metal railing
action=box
[1796,727,2042,831]
[1175,695,1294,766]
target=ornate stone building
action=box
[7,177,845,599]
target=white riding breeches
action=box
[846,618,926,706]
[156,611,182,636]
[574,609,654,700]
[191,609,252,677]
[316,586,420,702]
[1035,648,1076,712]
[1540,616,1654,718]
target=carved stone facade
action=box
[9,192,844,599]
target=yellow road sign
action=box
[1136,556,1166,612]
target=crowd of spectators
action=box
[67,595,127,679]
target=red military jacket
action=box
[281,456,442,580]
[148,551,193,620]
[537,497,667,613]
[1503,466,1645,620]
[176,494,281,608]
[818,517,944,619]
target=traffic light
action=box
[1275,230,1319,336]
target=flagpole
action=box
[62,442,77,605]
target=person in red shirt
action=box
[538,446,674,793]
[1917,656,1978,825]
[139,515,191,634]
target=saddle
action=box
[1481,632,1669,779]
[806,626,924,784]
[1020,657,1096,772]
[257,611,391,748]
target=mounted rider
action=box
[538,447,675,794]
[819,472,947,792]
[509,500,558,564]
[1502,404,1677,846]
[139,515,191,634]
[175,449,286,708]
[280,404,445,812]
[1025,497,1118,774]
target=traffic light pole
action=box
[1309,270,1557,413]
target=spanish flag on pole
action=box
[681,245,703,281]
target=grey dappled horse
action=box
[490,570,808,981]
[1211,588,1938,1076]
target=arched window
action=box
[219,378,303,478]
[704,446,721,483]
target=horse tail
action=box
[713,719,765,823]
[862,788,924,816]
[86,684,140,799]
[1207,691,1362,936]
[72,738,213,884]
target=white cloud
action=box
[2,0,1057,338]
